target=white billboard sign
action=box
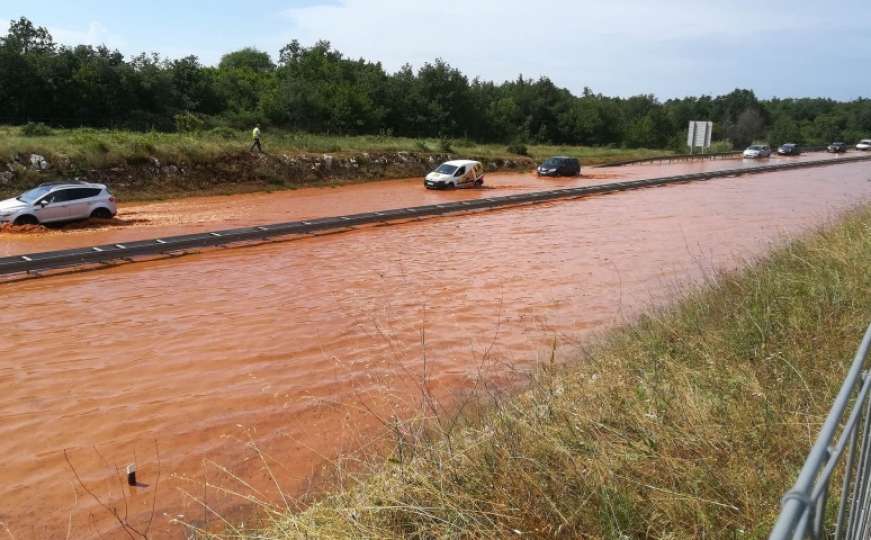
[687,121,713,151]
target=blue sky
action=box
[2,0,870,100]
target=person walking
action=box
[250,124,263,153]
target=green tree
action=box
[728,108,766,147]
[768,115,802,146]
[219,47,274,72]
[1,17,54,54]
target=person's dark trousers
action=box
[250,139,262,153]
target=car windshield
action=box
[435,164,458,175]
[782,144,794,148]
[748,145,765,150]
[17,186,52,204]
[543,159,561,167]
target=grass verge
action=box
[0,126,667,170]
[226,204,871,538]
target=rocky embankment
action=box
[0,151,535,199]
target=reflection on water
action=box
[1,159,869,538]
[0,152,845,257]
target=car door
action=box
[453,166,466,186]
[65,187,101,219]
[33,189,74,223]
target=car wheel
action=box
[90,207,113,219]
[475,179,483,187]
[13,214,39,226]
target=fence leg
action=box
[847,387,871,538]
[835,415,861,539]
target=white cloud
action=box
[1,15,126,50]
[49,20,127,50]
[275,0,871,98]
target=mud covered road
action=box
[1,154,869,538]
[0,152,848,257]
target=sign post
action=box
[687,121,713,154]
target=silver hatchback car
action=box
[0,180,117,226]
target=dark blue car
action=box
[537,156,581,177]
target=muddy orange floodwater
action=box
[1,156,870,538]
[0,151,847,257]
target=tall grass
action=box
[0,126,667,170]
[228,205,871,538]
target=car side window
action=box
[454,166,466,177]
[70,188,101,200]
[48,190,74,203]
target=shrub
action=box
[20,122,53,137]
[507,142,528,156]
[174,112,205,133]
[438,138,454,153]
[128,140,158,163]
[415,140,429,152]
[710,139,734,153]
[219,109,263,130]
[208,126,238,140]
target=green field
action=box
[0,125,669,171]
[206,205,871,538]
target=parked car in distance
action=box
[424,160,485,189]
[743,144,771,158]
[857,139,871,151]
[827,142,848,153]
[0,180,117,226]
[777,143,801,156]
[537,156,581,177]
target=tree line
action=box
[2,17,870,149]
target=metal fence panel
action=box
[770,323,871,539]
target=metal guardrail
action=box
[1,154,870,278]
[599,151,741,167]
[599,146,835,168]
[771,323,871,539]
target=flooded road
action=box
[0,152,848,257]
[1,158,870,538]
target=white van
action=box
[424,160,485,189]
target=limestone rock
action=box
[29,154,49,171]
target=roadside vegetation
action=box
[0,125,669,171]
[220,205,871,538]
[0,124,670,202]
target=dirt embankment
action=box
[1,151,535,200]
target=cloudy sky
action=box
[2,0,869,100]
